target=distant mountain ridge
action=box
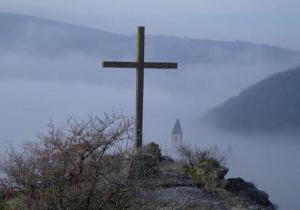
[202,65,300,134]
[0,13,299,64]
[0,13,132,57]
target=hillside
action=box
[202,65,300,134]
[0,13,299,64]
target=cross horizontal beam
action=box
[145,62,178,69]
[103,61,177,69]
[103,61,136,68]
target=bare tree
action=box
[0,112,134,210]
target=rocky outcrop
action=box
[126,143,275,210]
[139,142,162,160]
[127,142,161,179]
[127,154,160,179]
[224,178,271,207]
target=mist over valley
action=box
[0,13,300,209]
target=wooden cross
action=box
[102,26,178,150]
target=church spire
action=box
[171,118,183,145]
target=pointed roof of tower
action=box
[172,118,183,135]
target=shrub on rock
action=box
[178,145,228,188]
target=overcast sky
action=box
[0,0,299,50]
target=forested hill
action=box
[0,13,299,64]
[202,65,300,134]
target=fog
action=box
[0,43,299,208]
[0,49,295,141]
[185,128,300,210]
[0,11,299,208]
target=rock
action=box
[127,143,164,179]
[216,166,229,180]
[127,154,160,179]
[127,143,174,180]
[124,143,274,209]
[139,142,162,160]
[161,155,175,163]
[130,186,275,210]
[224,178,272,207]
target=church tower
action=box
[171,118,183,145]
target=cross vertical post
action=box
[102,26,177,151]
[136,26,145,149]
